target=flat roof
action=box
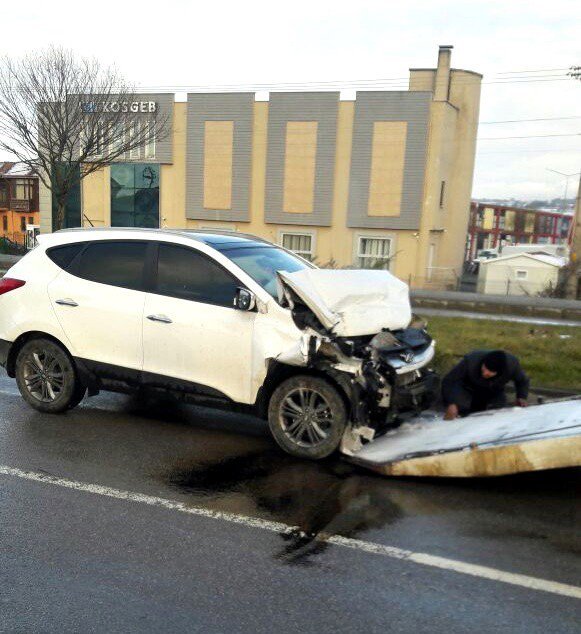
[471,201,572,216]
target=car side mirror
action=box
[234,287,256,311]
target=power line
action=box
[134,68,574,92]
[480,116,581,124]
[141,70,567,89]
[136,76,571,90]
[478,132,581,140]
[496,67,570,74]
[477,148,581,154]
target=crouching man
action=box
[442,350,530,421]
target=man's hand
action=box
[444,404,459,420]
[516,398,528,408]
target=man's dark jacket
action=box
[441,350,530,407]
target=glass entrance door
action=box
[111,163,160,228]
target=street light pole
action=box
[546,168,581,212]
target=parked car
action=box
[0,228,438,459]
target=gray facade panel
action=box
[265,92,339,227]
[347,91,431,230]
[186,93,253,222]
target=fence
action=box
[408,268,462,292]
[475,278,563,297]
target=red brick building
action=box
[0,162,39,246]
[466,201,573,261]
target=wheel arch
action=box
[254,360,354,420]
[6,331,75,378]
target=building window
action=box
[2,215,7,231]
[515,270,528,280]
[281,232,314,261]
[14,179,34,200]
[357,236,392,270]
[20,216,26,232]
[109,122,126,158]
[129,120,141,159]
[81,121,104,159]
[439,181,446,209]
[28,216,34,225]
[110,163,160,228]
[0,186,7,205]
[143,120,156,159]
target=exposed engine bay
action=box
[276,269,439,453]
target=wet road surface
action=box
[0,370,579,632]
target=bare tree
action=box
[0,47,168,229]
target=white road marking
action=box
[1,464,580,601]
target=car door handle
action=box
[55,298,79,307]
[146,314,173,324]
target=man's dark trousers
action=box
[454,386,508,417]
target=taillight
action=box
[0,278,26,295]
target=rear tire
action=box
[268,375,347,460]
[15,338,80,414]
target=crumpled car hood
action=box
[277,268,412,337]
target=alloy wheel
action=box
[279,387,334,448]
[22,350,66,403]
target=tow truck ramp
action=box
[349,398,581,478]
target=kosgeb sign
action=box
[80,101,157,114]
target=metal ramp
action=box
[349,399,581,478]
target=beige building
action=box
[39,45,482,286]
[478,252,565,296]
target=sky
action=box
[1,0,580,201]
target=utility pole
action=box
[566,174,581,299]
[546,169,580,212]
[568,65,581,80]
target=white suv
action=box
[0,228,437,459]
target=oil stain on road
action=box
[165,450,403,564]
[161,445,581,566]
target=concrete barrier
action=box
[411,289,581,322]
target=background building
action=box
[0,162,39,247]
[477,252,565,296]
[40,46,482,287]
[566,175,581,299]
[466,201,573,261]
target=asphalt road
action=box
[0,370,579,633]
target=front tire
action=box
[268,375,348,460]
[15,338,80,413]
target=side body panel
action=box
[142,293,256,404]
[0,250,71,349]
[47,270,146,372]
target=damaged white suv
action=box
[0,229,438,459]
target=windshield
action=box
[219,245,312,298]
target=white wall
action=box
[479,255,560,296]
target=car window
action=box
[46,243,85,270]
[155,244,239,307]
[76,241,147,291]
[219,245,311,299]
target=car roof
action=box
[53,227,273,249]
